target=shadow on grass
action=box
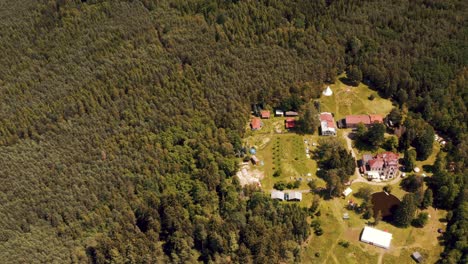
[423,164,434,173]
[339,77,358,87]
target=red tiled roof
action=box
[251,118,261,129]
[345,115,371,125]
[369,159,384,168]
[369,114,384,123]
[320,113,336,128]
[285,118,296,128]
[260,110,271,119]
[377,152,399,162]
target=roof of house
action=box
[346,114,384,125]
[320,112,336,128]
[412,252,423,261]
[285,118,296,129]
[275,109,284,115]
[285,111,299,116]
[369,114,384,123]
[346,115,371,125]
[377,152,399,161]
[251,118,261,129]
[343,187,353,196]
[271,190,285,200]
[251,155,259,161]
[369,159,384,168]
[288,191,302,201]
[260,110,271,118]
[360,226,393,249]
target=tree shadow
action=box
[339,77,358,87]
[422,164,434,173]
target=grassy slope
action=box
[320,75,393,120]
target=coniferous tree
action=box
[394,193,417,227]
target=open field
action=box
[320,75,394,120]
[301,197,446,264]
[244,116,320,191]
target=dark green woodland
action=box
[0,0,466,263]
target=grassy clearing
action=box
[301,197,445,264]
[320,75,393,120]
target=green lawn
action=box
[320,74,394,120]
[301,196,445,264]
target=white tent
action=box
[360,226,393,249]
[343,187,353,197]
[323,86,333,96]
[271,190,285,201]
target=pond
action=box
[371,192,401,221]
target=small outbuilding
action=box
[411,252,423,263]
[360,226,393,249]
[285,111,299,117]
[285,118,296,129]
[287,191,302,201]
[251,155,260,165]
[343,187,353,197]
[275,109,284,117]
[271,190,285,201]
[260,110,271,119]
[251,118,262,130]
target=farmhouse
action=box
[250,117,262,130]
[344,114,383,128]
[285,118,296,129]
[361,152,399,180]
[287,191,302,201]
[320,112,337,136]
[271,190,285,201]
[285,111,299,117]
[360,226,393,249]
[260,110,271,119]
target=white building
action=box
[320,112,337,136]
[271,190,285,201]
[287,191,302,201]
[343,187,353,197]
[360,226,393,249]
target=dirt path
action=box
[377,251,384,264]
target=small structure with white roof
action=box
[360,226,393,249]
[343,187,353,197]
[271,190,285,201]
[287,191,302,201]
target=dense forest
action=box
[0,0,466,263]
